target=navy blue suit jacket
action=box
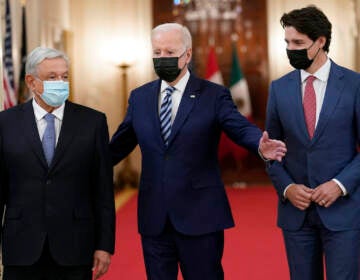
[266,61,360,231]
[110,74,262,236]
[0,100,115,266]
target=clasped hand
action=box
[286,180,343,210]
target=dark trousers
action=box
[3,239,92,280]
[282,205,360,280]
[141,219,224,280]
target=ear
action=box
[25,74,36,91]
[186,48,192,63]
[318,36,326,49]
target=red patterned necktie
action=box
[303,75,316,139]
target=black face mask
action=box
[286,42,319,70]
[153,51,186,83]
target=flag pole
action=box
[0,0,5,111]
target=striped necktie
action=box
[160,86,175,146]
[42,113,56,165]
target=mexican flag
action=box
[204,45,249,165]
[230,44,252,117]
[205,46,223,85]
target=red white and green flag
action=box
[205,46,223,85]
[230,44,252,117]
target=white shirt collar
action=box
[301,57,331,83]
[160,70,190,93]
[32,98,65,121]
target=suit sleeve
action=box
[216,86,262,154]
[0,129,6,241]
[94,113,116,254]
[334,82,360,195]
[265,82,294,198]
[110,92,138,165]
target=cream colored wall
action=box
[267,0,358,81]
[68,0,152,176]
[9,0,69,85]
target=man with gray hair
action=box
[0,47,115,280]
[110,22,286,279]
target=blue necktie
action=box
[42,113,56,165]
[160,86,175,146]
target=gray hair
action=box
[151,23,192,49]
[25,47,69,75]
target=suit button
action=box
[46,180,51,185]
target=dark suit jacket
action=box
[110,74,262,236]
[266,61,360,231]
[0,100,115,266]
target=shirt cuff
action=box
[258,147,270,162]
[332,178,347,196]
[283,183,294,198]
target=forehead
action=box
[284,26,311,41]
[151,29,183,49]
[37,57,68,74]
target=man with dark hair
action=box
[266,5,360,280]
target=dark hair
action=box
[280,5,332,52]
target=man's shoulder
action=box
[272,69,298,85]
[133,79,159,93]
[330,61,360,79]
[200,78,227,90]
[0,101,28,119]
[66,101,105,119]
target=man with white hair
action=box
[110,23,286,279]
[0,47,115,280]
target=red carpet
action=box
[106,187,289,279]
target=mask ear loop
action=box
[178,47,191,71]
[307,40,321,61]
[179,49,189,71]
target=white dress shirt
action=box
[158,70,190,123]
[32,98,65,145]
[284,58,347,196]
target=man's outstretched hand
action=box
[259,131,287,162]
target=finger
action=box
[303,188,314,193]
[277,146,287,153]
[324,199,334,208]
[94,262,107,280]
[262,131,269,142]
[295,201,310,210]
[93,266,102,280]
[311,191,322,201]
[92,257,99,272]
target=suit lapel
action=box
[167,75,200,146]
[49,101,76,170]
[22,101,48,168]
[287,71,310,142]
[311,63,344,144]
[149,80,165,147]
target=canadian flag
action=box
[205,46,223,85]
